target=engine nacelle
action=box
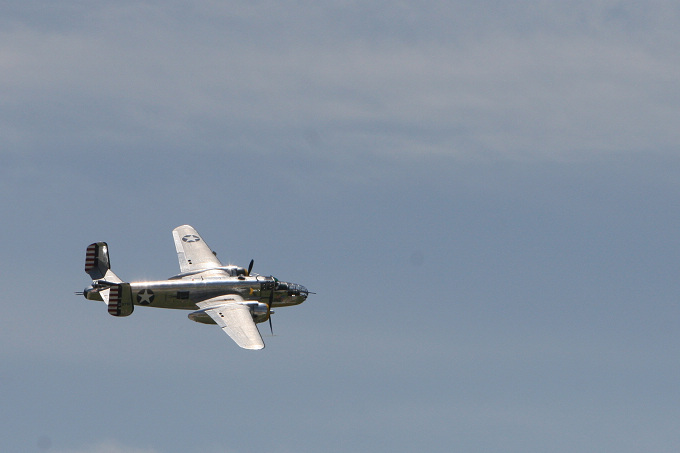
[245,301,269,323]
[249,302,269,316]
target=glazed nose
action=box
[278,282,309,297]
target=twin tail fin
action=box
[84,242,132,316]
[85,242,123,283]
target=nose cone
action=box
[276,281,309,305]
[290,282,309,298]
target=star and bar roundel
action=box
[137,289,155,305]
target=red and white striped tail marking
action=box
[107,285,121,316]
[85,243,98,273]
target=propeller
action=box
[248,259,275,335]
[266,278,276,335]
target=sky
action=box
[1,1,680,452]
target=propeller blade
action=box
[266,278,275,335]
[247,259,254,276]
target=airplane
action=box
[79,225,310,350]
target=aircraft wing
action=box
[172,225,223,273]
[196,298,265,350]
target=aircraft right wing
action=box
[172,225,223,273]
[195,297,265,350]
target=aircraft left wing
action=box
[172,225,222,273]
[195,297,265,350]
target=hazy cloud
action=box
[50,440,158,453]
[2,1,679,162]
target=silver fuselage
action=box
[85,272,308,312]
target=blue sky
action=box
[2,2,680,452]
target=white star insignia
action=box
[137,289,154,305]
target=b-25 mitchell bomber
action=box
[79,225,310,350]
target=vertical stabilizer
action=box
[106,283,134,317]
[85,242,123,283]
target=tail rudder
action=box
[85,242,122,283]
[84,242,131,316]
[102,283,134,317]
